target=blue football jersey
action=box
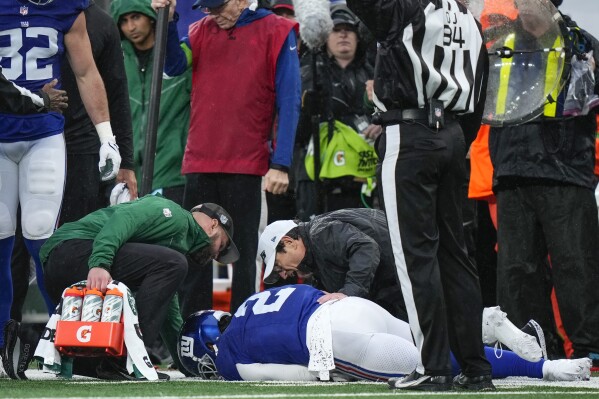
[0,0,88,141]
[215,285,324,380]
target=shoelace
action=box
[493,341,504,359]
[526,319,548,359]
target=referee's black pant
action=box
[378,119,491,377]
[43,239,188,346]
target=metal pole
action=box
[310,50,322,214]
[140,6,170,196]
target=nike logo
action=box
[289,46,297,51]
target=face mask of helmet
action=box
[196,353,219,379]
[178,310,231,379]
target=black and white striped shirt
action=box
[348,0,486,114]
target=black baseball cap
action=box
[191,203,239,264]
[331,6,358,27]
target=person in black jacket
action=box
[346,0,492,391]
[0,69,67,115]
[489,0,599,365]
[258,208,406,320]
[295,5,380,219]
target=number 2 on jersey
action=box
[235,287,296,317]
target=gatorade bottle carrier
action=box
[54,285,125,357]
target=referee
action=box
[347,0,492,391]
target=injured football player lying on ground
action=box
[178,284,592,382]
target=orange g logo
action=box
[76,325,92,343]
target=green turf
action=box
[1,379,599,399]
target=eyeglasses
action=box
[201,0,231,15]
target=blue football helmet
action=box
[178,310,231,379]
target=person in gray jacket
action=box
[258,208,406,319]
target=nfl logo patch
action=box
[219,214,228,225]
[163,208,172,218]
[20,6,28,16]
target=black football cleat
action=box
[1,319,29,380]
[520,319,548,359]
[453,373,496,391]
[388,370,452,391]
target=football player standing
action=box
[0,0,120,379]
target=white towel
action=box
[305,301,335,381]
[34,281,157,381]
[113,281,157,380]
[33,312,62,374]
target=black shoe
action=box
[453,373,496,391]
[96,358,170,381]
[520,319,548,359]
[388,370,452,391]
[1,320,29,380]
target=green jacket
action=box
[111,0,191,190]
[40,195,210,270]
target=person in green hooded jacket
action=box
[40,195,239,368]
[111,0,191,205]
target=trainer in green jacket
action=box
[111,0,191,203]
[40,195,239,354]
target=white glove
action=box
[110,182,131,206]
[96,121,122,181]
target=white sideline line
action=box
[28,393,599,399]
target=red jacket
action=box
[182,14,295,175]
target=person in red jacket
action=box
[151,0,301,315]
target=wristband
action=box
[95,121,115,144]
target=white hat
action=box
[258,220,298,283]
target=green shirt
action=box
[40,195,210,270]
